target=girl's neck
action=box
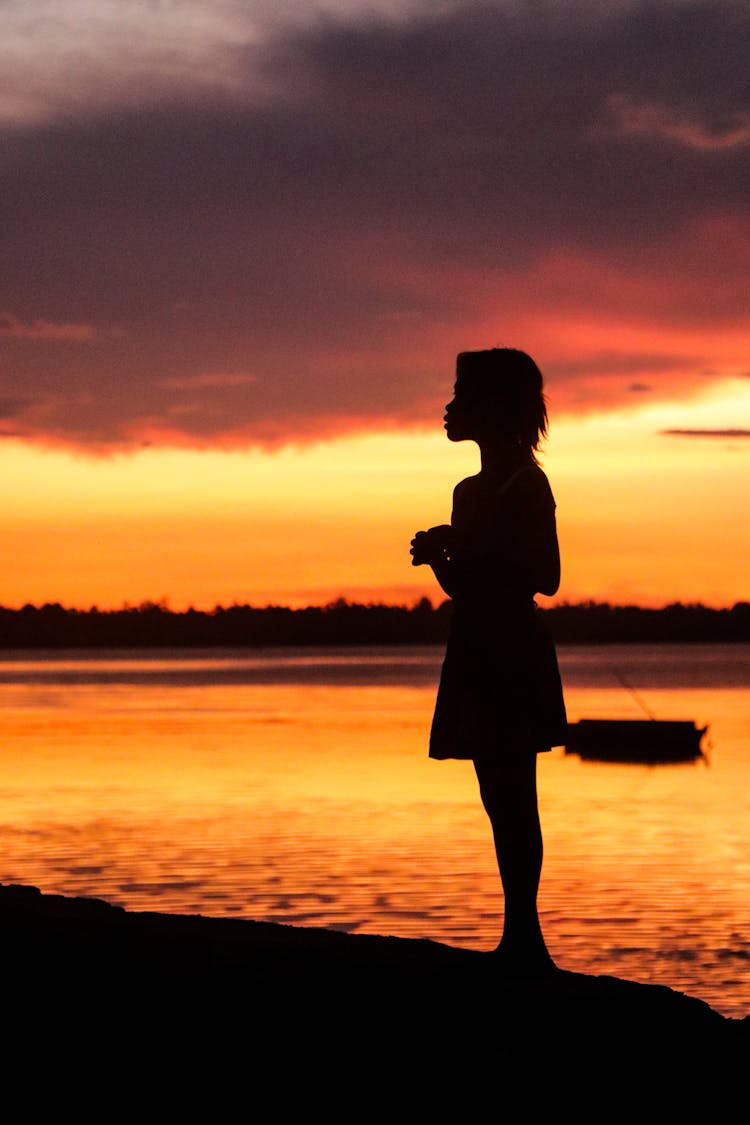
[478,441,531,479]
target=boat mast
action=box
[614,671,658,721]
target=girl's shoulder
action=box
[452,473,481,499]
[505,462,553,490]
[496,464,556,511]
[453,465,556,508]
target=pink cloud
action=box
[158,372,257,388]
[0,313,95,341]
[602,94,750,150]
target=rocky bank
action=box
[3,883,747,1114]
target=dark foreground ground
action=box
[3,883,747,1115]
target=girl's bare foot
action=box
[488,938,557,979]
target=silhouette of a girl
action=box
[411,348,567,974]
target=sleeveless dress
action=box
[429,465,567,760]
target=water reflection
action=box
[0,645,748,1017]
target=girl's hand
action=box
[410,524,453,566]
[410,531,431,566]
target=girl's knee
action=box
[475,755,538,818]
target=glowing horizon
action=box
[3,376,748,613]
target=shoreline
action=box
[2,599,750,648]
[4,882,747,1110]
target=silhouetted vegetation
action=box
[1,598,750,648]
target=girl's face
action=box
[444,376,511,444]
[444,384,484,442]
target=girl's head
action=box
[445,348,548,458]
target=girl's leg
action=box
[474,753,554,971]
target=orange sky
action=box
[3,375,748,610]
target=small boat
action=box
[564,719,708,764]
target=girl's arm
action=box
[429,554,459,599]
[526,511,561,596]
[410,524,459,598]
[495,469,561,597]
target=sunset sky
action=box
[2,0,748,610]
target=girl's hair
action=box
[455,347,548,457]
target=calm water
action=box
[1,643,748,1018]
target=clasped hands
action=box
[410,524,453,567]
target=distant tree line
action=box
[1,598,750,647]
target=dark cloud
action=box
[0,395,31,420]
[1,0,748,449]
[661,429,750,438]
